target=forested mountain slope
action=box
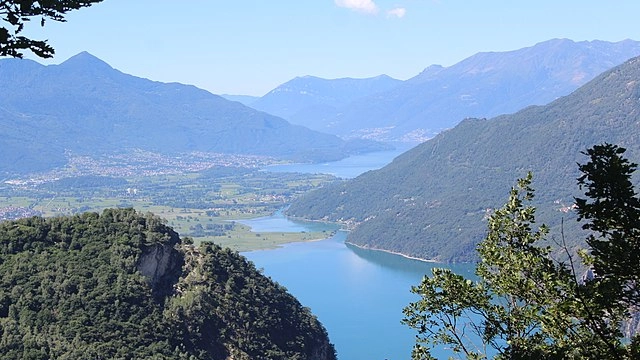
[0,52,383,175]
[287,39,640,142]
[0,208,336,359]
[287,55,640,262]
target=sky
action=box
[17,0,640,96]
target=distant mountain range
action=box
[250,39,640,142]
[250,75,402,127]
[220,94,259,105]
[0,53,386,175]
[286,54,640,262]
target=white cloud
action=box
[387,7,406,18]
[335,0,379,14]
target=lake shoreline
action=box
[344,240,440,263]
[275,211,443,263]
[240,231,339,254]
[235,209,445,265]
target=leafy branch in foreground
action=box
[0,0,103,58]
[404,143,640,359]
[403,173,582,359]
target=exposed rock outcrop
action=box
[623,309,640,339]
[137,242,181,286]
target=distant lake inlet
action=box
[262,145,414,179]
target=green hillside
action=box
[0,53,386,175]
[0,208,336,359]
[287,56,640,262]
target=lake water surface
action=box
[242,213,475,360]
[263,145,414,179]
[245,148,476,359]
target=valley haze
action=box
[3,1,640,359]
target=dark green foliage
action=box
[0,208,336,359]
[403,172,632,359]
[175,243,336,360]
[575,144,640,306]
[288,55,640,262]
[0,0,103,58]
[0,209,181,358]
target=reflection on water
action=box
[347,242,435,275]
[345,242,478,278]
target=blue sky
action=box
[20,0,640,96]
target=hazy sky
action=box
[19,0,640,96]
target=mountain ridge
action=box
[252,39,640,142]
[286,54,640,262]
[250,74,402,129]
[0,52,387,175]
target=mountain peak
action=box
[58,51,114,71]
[373,74,394,80]
[408,64,444,83]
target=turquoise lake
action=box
[244,147,477,359]
[240,205,475,358]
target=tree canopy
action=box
[576,144,640,307]
[403,144,640,359]
[0,0,103,58]
[0,208,336,359]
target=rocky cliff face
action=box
[623,310,640,339]
[138,242,181,285]
[308,340,337,360]
[136,234,184,300]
